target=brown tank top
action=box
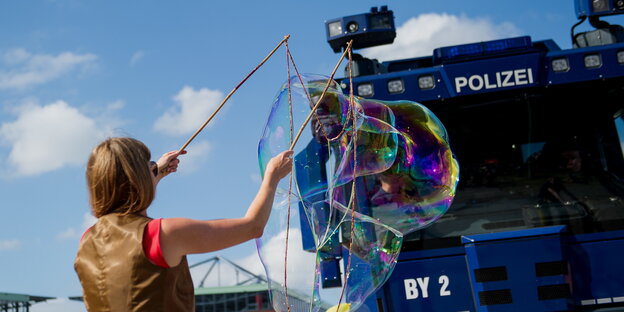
[75,213,194,312]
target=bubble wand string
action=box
[179,35,291,153]
[336,46,356,312]
[288,40,353,151]
[283,40,294,312]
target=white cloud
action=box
[0,239,20,250]
[56,228,79,240]
[0,100,114,177]
[130,51,145,65]
[31,298,86,312]
[106,100,125,111]
[0,48,97,90]
[244,229,318,291]
[361,13,521,61]
[57,213,97,240]
[2,48,30,65]
[153,86,224,136]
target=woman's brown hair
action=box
[86,137,155,217]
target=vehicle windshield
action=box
[400,84,624,250]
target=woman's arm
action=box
[159,150,293,267]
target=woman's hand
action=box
[264,150,294,184]
[156,150,187,181]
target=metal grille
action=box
[482,220,525,230]
[478,289,513,306]
[535,261,568,277]
[538,284,571,300]
[474,266,508,282]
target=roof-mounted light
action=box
[552,58,570,72]
[357,83,374,97]
[575,0,624,18]
[418,75,435,90]
[584,54,602,68]
[328,21,342,37]
[347,21,359,33]
[325,7,396,53]
[593,0,610,13]
[387,79,404,94]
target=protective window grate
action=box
[474,266,508,282]
[538,284,571,300]
[482,220,525,230]
[535,261,568,277]
[478,289,513,306]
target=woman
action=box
[75,137,293,311]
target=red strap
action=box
[143,219,170,268]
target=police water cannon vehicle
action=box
[300,1,624,311]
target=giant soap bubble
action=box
[257,74,458,311]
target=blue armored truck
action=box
[303,1,624,311]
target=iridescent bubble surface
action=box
[257,74,458,311]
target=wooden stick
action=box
[289,40,353,151]
[178,35,291,152]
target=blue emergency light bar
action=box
[433,36,533,64]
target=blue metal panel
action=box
[434,52,543,97]
[567,239,624,306]
[380,231,624,312]
[350,69,451,102]
[566,229,624,243]
[545,43,624,85]
[295,139,327,252]
[382,255,475,312]
[462,225,566,244]
[398,246,466,261]
[344,41,624,104]
[320,259,342,288]
[348,51,544,101]
[463,227,571,312]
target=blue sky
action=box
[1,1,623,311]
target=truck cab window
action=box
[402,91,624,250]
